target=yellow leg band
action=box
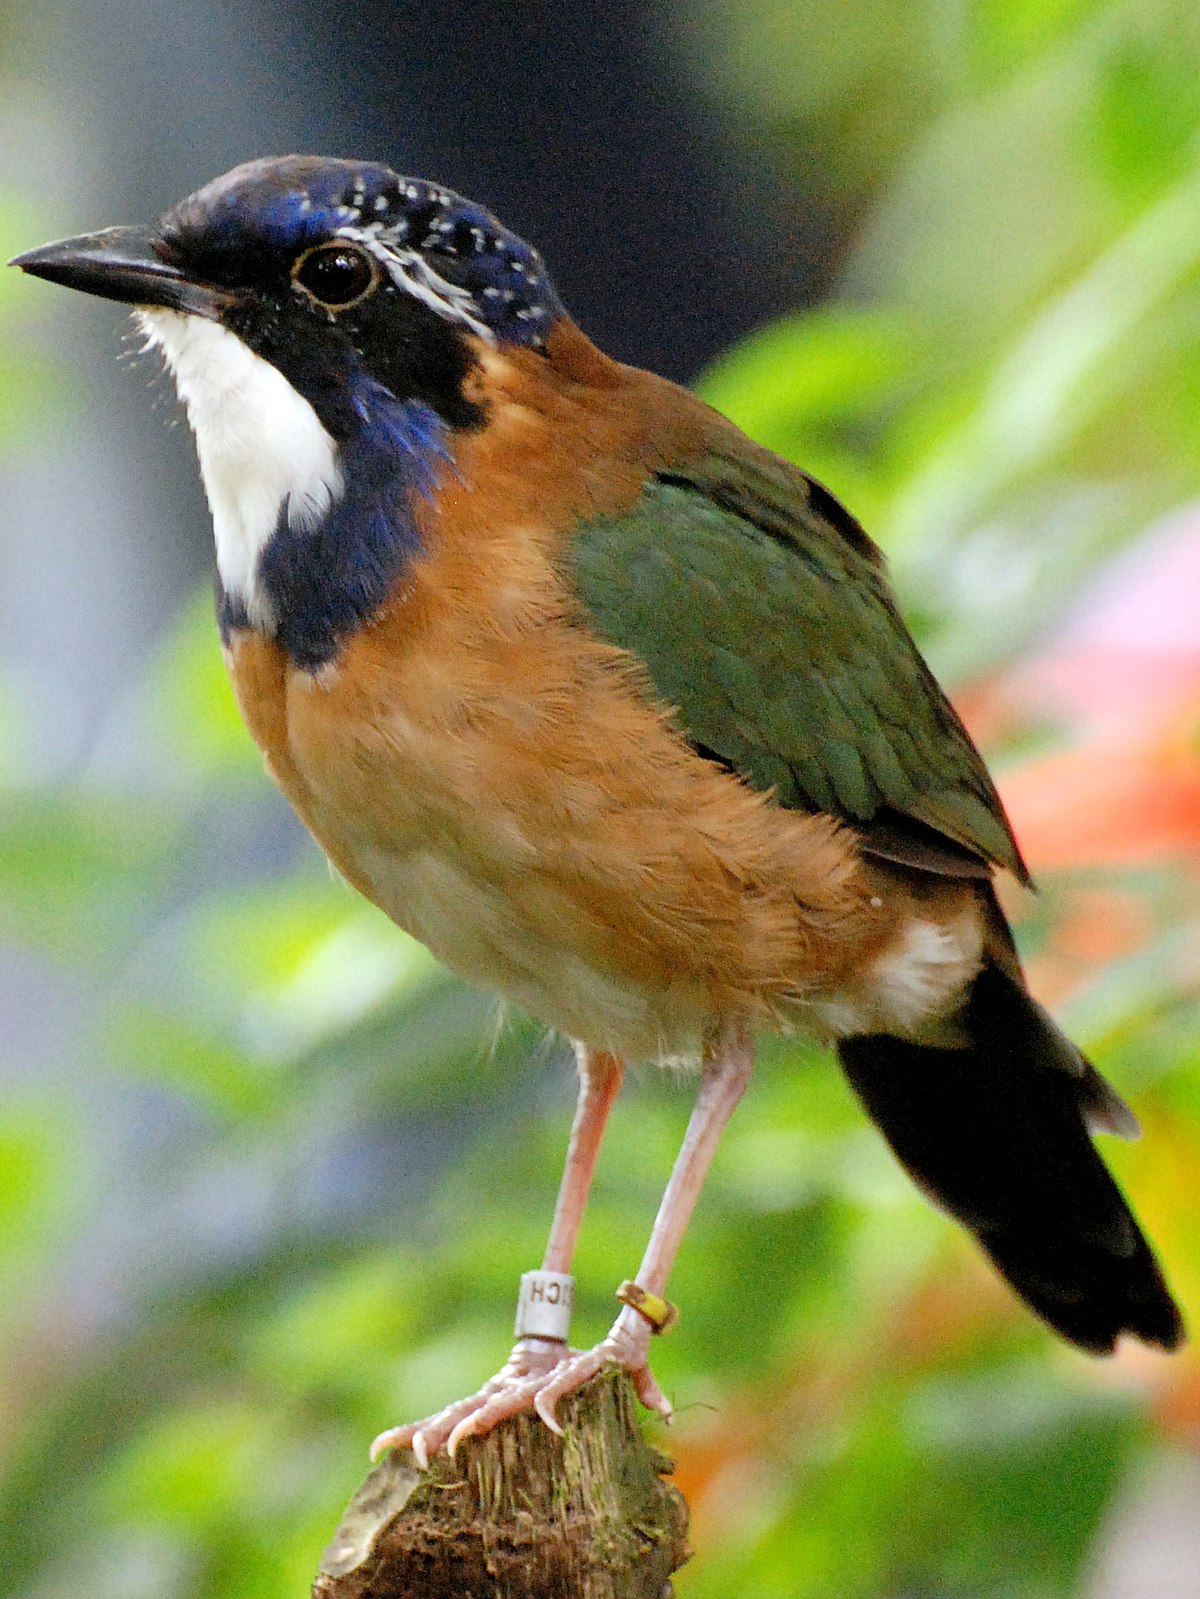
[615,1280,678,1334]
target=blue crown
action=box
[161,156,563,347]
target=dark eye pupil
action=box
[296,245,374,306]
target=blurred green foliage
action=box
[2,3,1200,1596]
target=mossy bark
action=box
[312,1368,689,1598]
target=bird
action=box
[12,156,1183,1466]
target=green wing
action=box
[567,445,1029,884]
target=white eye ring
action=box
[291,241,379,310]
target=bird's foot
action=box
[370,1313,669,1467]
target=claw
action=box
[533,1387,565,1433]
[632,1362,672,1419]
[369,1424,413,1463]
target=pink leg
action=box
[543,1046,624,1272]
[529,1026,753,1429]
[371,1046,623,1465]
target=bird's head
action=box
[11,156,568,662]
[14,154,564,436]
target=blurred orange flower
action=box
[989,506,1200,874]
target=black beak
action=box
[9,226,232,320]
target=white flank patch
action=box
[807,913,982,1041]
[870,916,980,1034]
[138,310,344,625]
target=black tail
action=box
[837,962,1184,1354]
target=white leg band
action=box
[514,1270,574,1341]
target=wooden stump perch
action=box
[313,1369,690,1598]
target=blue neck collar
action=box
[219,380,450,669]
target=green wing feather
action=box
[567,442,1029,885]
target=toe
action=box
[371,1381,507,1464]
[532,1347,606,1424]
[446,1383,534,1455]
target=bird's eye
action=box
[292,242,378,309]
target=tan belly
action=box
[343,836,712,1059]
[334,822,982,1062]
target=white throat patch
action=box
[138,310,344,626]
